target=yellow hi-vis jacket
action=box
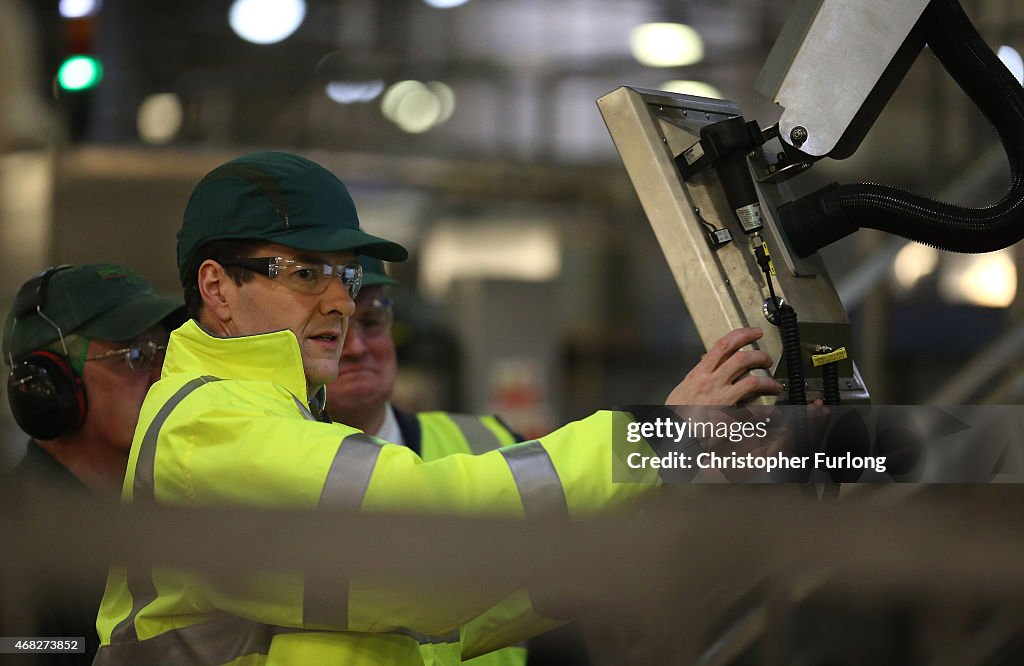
[410,410,520,459]
[396,409,528,666]
[95,321,657,665]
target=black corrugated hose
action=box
[780,0,1024,256]
[763,301,815,476]
[777,302,806,406]
[776,302,814,462]
[822,361,840,405]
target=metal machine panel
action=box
[597,86,868,403]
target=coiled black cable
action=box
[775,302,811,460]
[776,303,806,406]
[822,360,840,405]
[780,0,1024,256]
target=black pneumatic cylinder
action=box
[717,154,763,232]
[698,117,765,232]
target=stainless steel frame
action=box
[597,86,867,403]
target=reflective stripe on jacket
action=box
[415,410,520,458]
[95,320,656,665]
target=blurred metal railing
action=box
[3,484,1024,664]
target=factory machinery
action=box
[599,0,1024,408]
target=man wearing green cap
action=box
[4,264,185,492]
[95,151,781,665]
[4,263,185,664]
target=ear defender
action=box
[5,264,87,440]
[7,350,88,440]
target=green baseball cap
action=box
[359,256,399,288]
[177,151,408,285]
[3,264,186,362]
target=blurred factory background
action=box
[3,0,1024,465]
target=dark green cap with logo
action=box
[3,264,186,362]
[177,151,408,286]
[359,256,399,288]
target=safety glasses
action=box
[350,297,394,338]
[221,257,363,298]
[85,339,166,372]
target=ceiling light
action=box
[422,0,471,8]
[137,93,183,144]
[59,0,101,18]
[381,80,455,133]
[939,250,1016,308]
[426,81,456,124]
[892,242,939,291]
[393,87,442,133]
[381,80,426,120]
[630,23,703,67]
[326,80,385,104]
[229,0,306,45]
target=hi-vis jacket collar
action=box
[165,320,309,402]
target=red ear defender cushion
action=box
[7,350,87,440]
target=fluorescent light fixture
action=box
[420,223,561,299]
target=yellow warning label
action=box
[762,242,776,276]
[812,347,848,367]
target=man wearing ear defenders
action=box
[4,264,186,494]
[3,263,185,665]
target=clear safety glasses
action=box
[350,297,394,339]
[85,339,167,372]
[221,257,364,298]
